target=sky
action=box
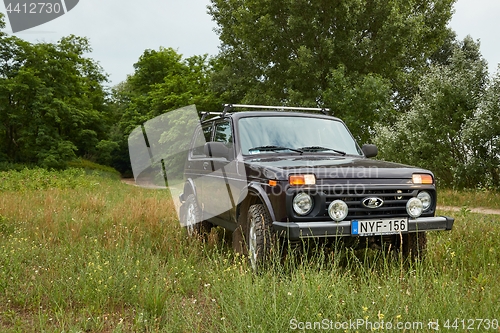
[0,0,498,87]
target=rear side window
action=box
[191,124,213,157]
[214,121,233,148]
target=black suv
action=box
[179,104,454,267]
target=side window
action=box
[203,124,213,142]
[214,121,233,148]
[191,124,212,157]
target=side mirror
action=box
[204,142,230,159]
[362,144,378,158]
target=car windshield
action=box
[238,116,362,156]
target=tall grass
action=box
[439,188,500,210]
[0,170,498,332]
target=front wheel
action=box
[246,204,275,270]
[182,194,212,237]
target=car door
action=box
[185,122,213,213]
[203,119,237,222]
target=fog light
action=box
[417,191,432,211]
[293,193,313,215]
[406,197,423,218]
[328,200,348,222]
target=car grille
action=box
[323,188,417,219]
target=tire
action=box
[401,232,427,261]
[182,194,212,237]
[246,204,275,270]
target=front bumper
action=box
[273,216,454,241]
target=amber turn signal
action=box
[412,174,433,185]
[289,174,316,186]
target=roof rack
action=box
[223,104,331,116]
[200,111,225,122]
[199,103,333,121]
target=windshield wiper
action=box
[248,145,303,154]
[298,146,346,156]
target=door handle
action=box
[203,162,209,170]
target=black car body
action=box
[179,105,454,266]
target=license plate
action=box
[351,218,408,236]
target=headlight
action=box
[417,191,432,211]
[293,193,313,215]
[328,200,348,222]
[406,197,423,218]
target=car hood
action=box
[244,155,431,180]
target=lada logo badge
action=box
[362,197,384,209]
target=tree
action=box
[374,36,489,188]
[208,0,455,105]
[110,48,222,174]
[208,0,455,143]
[322,66,393,143]
[461,69,500,188]
[116,48,221,133]
[0,13,110,168]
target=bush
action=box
[0,167,116,191]
[67,158,121,178]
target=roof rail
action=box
[223,104,332,116]
[200,111,226,122]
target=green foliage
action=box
[374,36,497,189]
[460,70,500,188]
[0,167,107,191]
[118,48,221,125]
[0,14,111,169]
[109,48,222,173]
[208,0,456,148]
[67,158,121,177]
[324,66,394,143]
[94,140,120,166]
[0,161,36,172]
[208,0,455,112]
[37,140,78,170]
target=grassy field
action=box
[439,188,500,210]
[0,169,499,332]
